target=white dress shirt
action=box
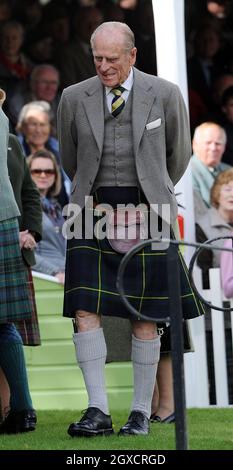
[105,68,134,113]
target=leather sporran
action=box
[106,208,147,254]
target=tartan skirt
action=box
[14,268,41,346]
[0,218,34,323]
[63,187,205,322]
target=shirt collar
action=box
[105,67,134,96]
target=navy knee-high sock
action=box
[0,324,33,412]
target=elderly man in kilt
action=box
[58,22,204,437]
[0,90,41,434]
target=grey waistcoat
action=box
[93,90,138,191]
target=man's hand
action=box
[19,230,37,250]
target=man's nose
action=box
[99,59,109,72]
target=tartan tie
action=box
[111,85,125,117]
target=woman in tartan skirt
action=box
[0,90,42,434]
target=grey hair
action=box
[193,121,227,145]
[30,64,60,85]
[17,100,54,130]
[90,21,135,51]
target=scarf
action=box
[41,196,63,227]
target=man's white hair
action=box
[193,122,227,145]
[90,21,135,51]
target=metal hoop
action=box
[188,236,233,312]
[117,238,177,322]
[117,236,233,317]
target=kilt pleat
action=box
[0,218,34,323]
[14,268,41,346]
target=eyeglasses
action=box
[30,169,56,176]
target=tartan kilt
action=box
[0,218,34,323]
[14,268,41,346]
[63,211,205,322]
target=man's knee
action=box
[132,320,157,340]
[75,310,100,332]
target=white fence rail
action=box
[185,267,233,407]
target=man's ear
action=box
[130,47,137,65]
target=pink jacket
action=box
[220,236,233,298]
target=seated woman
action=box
[16,100,70,208]
[196,168,233,403]
[196,168,233,286]
[27,149,66,284]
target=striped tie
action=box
[111,86,125,117]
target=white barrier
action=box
[31,270,60,283]
[184,267,233,407]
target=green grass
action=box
[0,409,233,450]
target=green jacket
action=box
[7,134,42,266]
[0,108,19,221]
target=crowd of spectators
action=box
[1,1,233,145]
[0,0,157,133]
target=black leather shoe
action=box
[118,410,149,436]
[0,409,37,434]
[68,407,114,437]
[150,412,175,423]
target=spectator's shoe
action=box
[150,412,175,423]
[118,410,149,436]
[68,407,114,437]
[0,409,37,434]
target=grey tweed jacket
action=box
[57,67,191,223]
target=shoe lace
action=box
[79,408,114,428]
[130,411,148,428]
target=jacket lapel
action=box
[82,69,156,156]
[132,68,156,156]
[83,80,104,153]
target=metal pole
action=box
[167,244,188,450]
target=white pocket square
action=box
[146,118,162,130]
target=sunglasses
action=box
[30,169,56,175]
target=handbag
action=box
[106,207,147,254]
